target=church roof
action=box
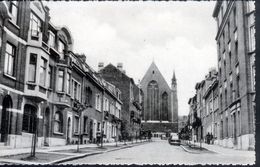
[140,62,171,91]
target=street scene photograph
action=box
[0,0,256,165]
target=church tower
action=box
[171,70,178,124]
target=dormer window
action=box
[30,12,41,40]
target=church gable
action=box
[140,62,171,93]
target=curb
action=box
[180,145,199,154]
[0,142,148,165]
[51,142,147,164]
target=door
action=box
[1,96,12,143]
[44,108,50,146]
[67,117,71,144]
[89,120,93,142]
[233,113,237,145]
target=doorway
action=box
[89,120,93,142]
[67,117,71,144]
[1,95,12,143]
[233,113,237,145]
[44,108,50,146]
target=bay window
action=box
[47,65,53,88]
[4,42,16,76]
[9,1,18,24]
[28,53,37,82]
[57,70,64,92]
[66,73,71,94]
[39,57,47,86]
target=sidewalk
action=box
[0,140,148,164]
[193,142,255,157]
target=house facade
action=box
[0,1,122,148]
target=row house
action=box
[102,79,122,142]
[185,1,255,151]
[201,71,219,144]
[188,68,218,143]
[99,63,142,140]
[213,0,255,150]
[0,1,122,148]
[187,95,197,141]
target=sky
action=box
[44,1,217,116]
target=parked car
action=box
[168,133,181,146]
[161,134,167,140]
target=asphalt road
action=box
[61,139,255,165]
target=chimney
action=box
[117,63,123,71]
[76,54,86,62]
[98,62,104,71]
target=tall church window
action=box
[162,92,168,121]
[147,80,159,120]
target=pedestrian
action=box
[210,133,213,144]
[206,132,210,144]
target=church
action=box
[140,62,178,138]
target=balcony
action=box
[24,82,48,102]
[52,91,71,108]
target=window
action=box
[83,116,88,133]
[72,80,81,101]
[104,98,109,111]
[58,40,65,59]
[22,105,37,133]
[236,75,240,98]
[54,111,63,133]
[85,87,92,106]
[225,89,227,107]
[130,83,134,102]
[227,21,230,40]
[210,100,213,113]
[39,57,47,86]
[249,25,255,52]
[222,33,225,49]
[247,1,255,13]
[30,12,41,40]
[28,53,37,82]
[251,62,255,91]
[233,7,237,29]
[95,94,101,111]
[48,32,55,48]
[74,116,79,134]
[234,41,238,63]
[57,70,64,92]
[9,1,18,24]
[66,73,71,94]
[4,42,16,76]
[213,96,218,110]
[47,65,53,88]
[223,60,226,79]
[225,117,228,137]
[230,82,233,102]
[228,51,232,71]
[97,122,101,132]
